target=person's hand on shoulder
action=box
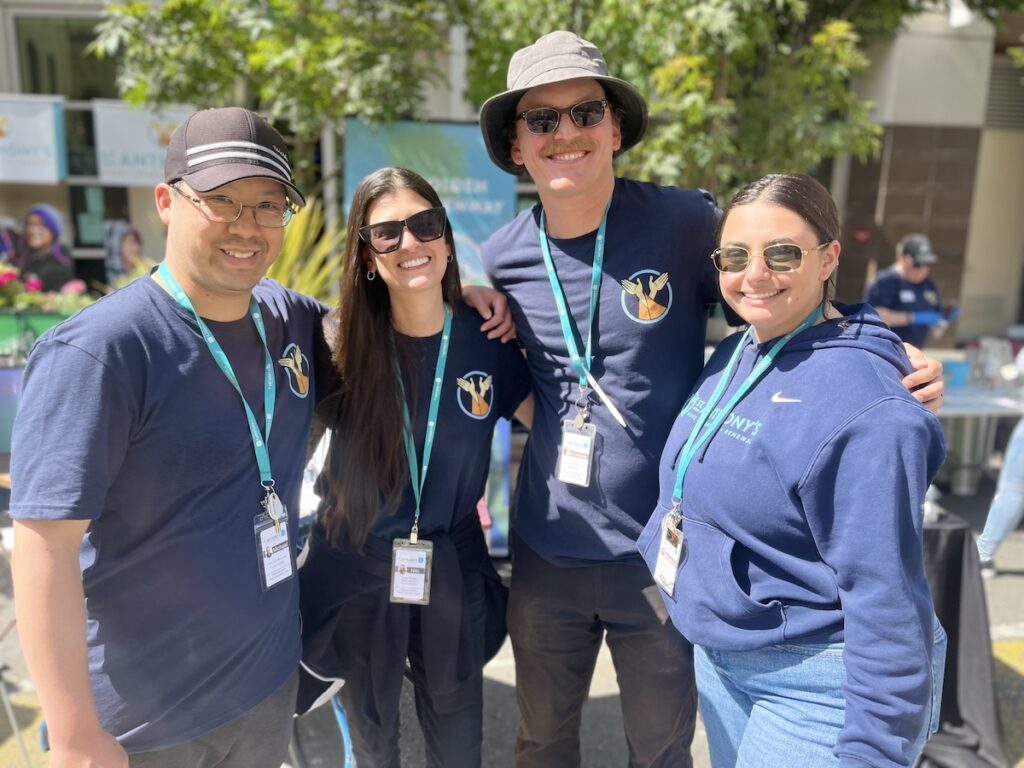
[902,343,944,415]
[462,284,516,342]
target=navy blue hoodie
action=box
[638,304,945,767]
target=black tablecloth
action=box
[920,513,1009,768]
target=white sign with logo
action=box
[93,100,193,186]
[0,95,66,183]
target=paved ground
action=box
[0,476,1021,767]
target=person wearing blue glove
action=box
[865,233,950,347]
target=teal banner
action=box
[343,118,516,285]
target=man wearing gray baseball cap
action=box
[865,233,953,348]
[10,106,328,767]
[478,31,947,768]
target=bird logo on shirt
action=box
[620,269,672,324]
[278,343,310,398]
[456,372,493,419]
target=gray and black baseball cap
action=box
[898,233,938,266]
[164,107,304,206]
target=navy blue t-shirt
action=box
[367,308,531,543]
[864,265,941,348]
[482,177,722,566]
[10,275,326,751]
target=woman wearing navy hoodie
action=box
[639,174,946,767]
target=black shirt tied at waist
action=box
[296,511,507,716]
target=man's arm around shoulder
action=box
[12,518,128,767]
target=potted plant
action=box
[0,264,95,363]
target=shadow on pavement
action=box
[291,675,629,767]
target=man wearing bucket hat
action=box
[478,31,715,767]
[478,31,947,767]
[9,107,328,768]
[865,233,955,348]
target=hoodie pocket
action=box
[674,516,787,646]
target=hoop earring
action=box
[447,253,453,263]
[367,268,377,281]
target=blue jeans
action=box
[694,623,945,767]
[977,418,1024,562]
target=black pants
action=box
[508,535,697,768]
[337,571,486,768]
[129,672,298,768]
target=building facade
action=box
[840,8,1024,344]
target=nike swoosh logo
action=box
[771,392,802,404]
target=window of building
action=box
[15,16,119,101]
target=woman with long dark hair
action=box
[639,174,946,766]
[297,167,532,766]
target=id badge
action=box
[653,515,685,596]
[254,511,294,592]
[558,419,597,487]
[390,538,433,605]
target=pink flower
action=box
[24,278,44,292]
[61,279,87,295]
[0,270,18,286]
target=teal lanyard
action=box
[670,309,823,512]
[398,305,452,543]
[158,263,277,490]
[538,199,611,389]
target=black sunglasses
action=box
[358,207,447,255]
[710,242,830,274]
[516,99,609,135]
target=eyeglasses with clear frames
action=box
[172,184,296,228]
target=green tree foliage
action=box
[89,0,451,188]
[458,0,1017,200]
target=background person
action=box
[297,167,532,767]
[12,203,75,291]
[977,346,1024,577]
[477,30,946,768]
[0,215,17,259]
[119,228,147,274]
[639,174,946,767]
[865,233,956,347]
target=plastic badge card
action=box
[654,518,684,596]
[557,420,596,487]
[390,539,433,605]
[254,512,294,591]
